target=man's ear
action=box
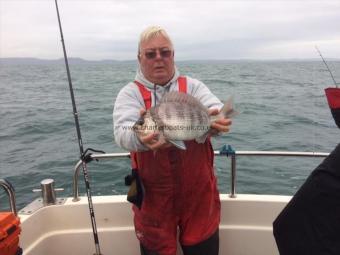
[138,54,141,62]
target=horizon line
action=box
[1,56,340,62]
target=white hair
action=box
[138,26,173,53]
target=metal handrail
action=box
[72,150,329,201]
[217,150,329,198]
[0,179,17,215]
[72,153,130,201]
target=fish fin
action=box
[160,91,187,103]
[152,133,166,155]
[195,132,209,144]
[153,150,158,156]
[169,140,186,150]
[160,92,206,110]
[219,96,239,119]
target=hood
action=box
[135,66,180,89]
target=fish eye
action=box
[136,117,144,125]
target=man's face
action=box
[138,35,175,85]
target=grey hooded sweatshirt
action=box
[113,67,223,151]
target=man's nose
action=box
[154,50,163,59]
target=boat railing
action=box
[0,178,17,215]
[72,149,330,202]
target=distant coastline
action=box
[1,57,340,65]
[0,57,134,65]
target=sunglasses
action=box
[142,48,173,60]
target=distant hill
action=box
[0,57,136,65]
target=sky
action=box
[1,0,340,61]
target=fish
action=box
[133,91,238,150]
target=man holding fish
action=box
[113,26,234,255]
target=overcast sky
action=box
[1,0,340,60]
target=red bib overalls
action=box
[131,77,221,255]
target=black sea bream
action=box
[133,91,237,149]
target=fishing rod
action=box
[54,0,103,254]
[315,46,338,88]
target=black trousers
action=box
[140,229,219,255]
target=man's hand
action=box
[137,109,171,151]
[209,108,232,136]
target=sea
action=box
[1,60,339,211]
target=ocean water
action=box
[0,60,339,211]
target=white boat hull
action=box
[19,194,290,255]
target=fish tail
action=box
[220,96,239,119]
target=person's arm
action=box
[113,84,149,151]
[189,77,232,134]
